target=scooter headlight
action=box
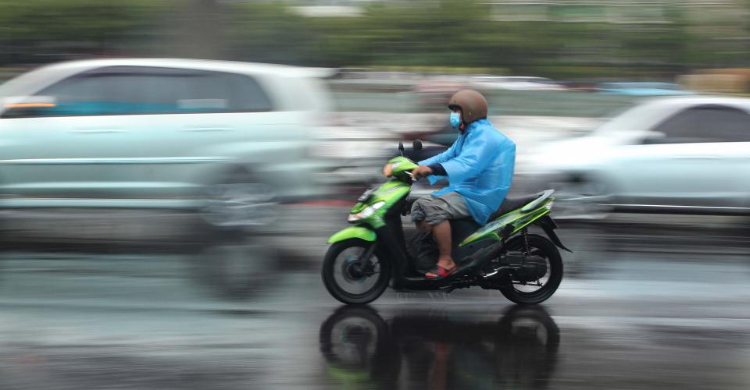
[348,201,386,223]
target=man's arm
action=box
[440,135,502,183]
[417,138,459,167]
[427,163,447,176]
[411,163,447,180]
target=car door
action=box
[126,68,280,199]
[0,67,205,201]
[0,69,140,200]
[606,105,750,210]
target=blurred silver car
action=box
[518,96,750,217]
[0,59,334,228]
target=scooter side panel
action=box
[509,205,552,234]
[327,226,377,244]
[459,199,554,247]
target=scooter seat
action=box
[450,190,554,243]
[490,194,542,220]
[489,189,555,221]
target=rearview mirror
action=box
[413,139,423,151]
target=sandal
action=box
[425,265,457,280]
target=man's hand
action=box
[411,166,433,180]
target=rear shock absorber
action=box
[522,227,531,255]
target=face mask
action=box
[449,112,462,130]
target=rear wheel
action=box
[322,239,390,305]
[500,234,563,305]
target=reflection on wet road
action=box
[320,306,559,390]
[0,210,748,389]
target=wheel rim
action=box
[513,247,552,295]
[204,182,277,227]
[333,247,382,297]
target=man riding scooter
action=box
[410,89,516,279]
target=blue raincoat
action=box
[419,119,516,225]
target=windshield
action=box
[0,65,72,98]
[592,101,667,134]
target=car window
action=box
[10,66,273,117]
[650,105,750,143]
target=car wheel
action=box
[202,168,278,232]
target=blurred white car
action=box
[0,58,335,228]
[471,76,564,91]
[518,96,750,217]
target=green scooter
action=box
[321,141,570,305]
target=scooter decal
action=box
[459,199,553,246]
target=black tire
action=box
[318,306,401,389]
[495,305,560,388]
[319,306,388,369]
[322,239,390,305]
[500,234,563,305]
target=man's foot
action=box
[425,264,457,279]
[426,256,456,279]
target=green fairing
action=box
[459,198,554,246]
[386,156,419,179]
[349,179,410,229]
[327,226,377,244]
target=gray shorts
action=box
[411,192,470,225]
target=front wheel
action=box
[500,234,563,305]
[322,239,390,305]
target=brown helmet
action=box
[448,89,488,124]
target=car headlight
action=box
[348,201,386,223]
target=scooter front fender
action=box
[327,226,377,244]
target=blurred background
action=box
[0,0,749,389]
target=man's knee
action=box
[411,198,429,224]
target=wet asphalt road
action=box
[0,207,748,389]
